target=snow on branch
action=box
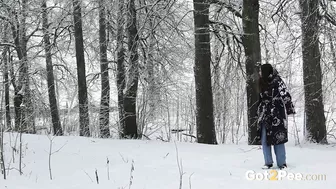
[324,12,336,26]
[0,15,13,25]
[210,0,242,18]
[0,43,16,48]
[320,1,336,27]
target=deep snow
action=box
[0,132,335,189]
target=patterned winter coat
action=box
[256,73,295,146]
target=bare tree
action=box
[193,0,217,144]
[73,0,90,136]
[116,0,126,138]
[2,23,11,131]
[121,0,140,139]
[299,0,327,144]
[42,0,63,136]
[242,0,262,145]
[1,0,35,134]
[98,0,110,138]
[0,123,5,179]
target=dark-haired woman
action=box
[257,63,295,170]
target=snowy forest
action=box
[1,0,336,143]
[0,0,336,187]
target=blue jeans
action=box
[261,124,286,167]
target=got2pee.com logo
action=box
[245,170,327,181]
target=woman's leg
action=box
[274,143,286,168]
[261,124,273,166]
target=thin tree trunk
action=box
[2,25,11,130]
[328,33,336,72]
[242,0,261,145]
[299,0,327,144]
[42,1,63,136]
[73,0,90,136]
[116,0,126,138]
[99,0,110,138]
[0,118,5,179]
[213,45,222,143]
[193,0,217,144]
[0,83,6,179]
[122,0,139,139]
[143,0,157,124]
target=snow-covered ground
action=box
[1,132,335,189]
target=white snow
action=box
[1,132,335,189]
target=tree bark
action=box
[73,0,90,136]
[0,120,5,179]
[99,0,110,138]
[143,0,157,125]
[242,0,261,145]
[328,33,336,72]
[299,0,327,144]
[122,0,139,139]
[2,24,11,130]
[42,0,63,136]
[8,0,35,134]
[116,0,126,138]
[20,0,35,134]
[193,0,217,144]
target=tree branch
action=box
[0,43,16,48]
[0,15,14,25]
[324,12,336,26]
[210,0,242,18]
[320,0,336,26]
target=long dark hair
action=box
[259,77,269,93]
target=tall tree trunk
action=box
[242,0,261,145]
[193,0,217,144]
[9,0,35,133]
[299,0,327,144]
[143,0,157,125]
[2,24,11,130]
[9,14,23,132]
[21,0,35,134]
[116,0,126,138]
[122,0,139,139]
[73,0,90,136]
[42,0,63,136]
[99,0,110,138]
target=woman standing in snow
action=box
[257,63,295,170]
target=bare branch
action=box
[210,0,242,18]
[0,15,14,25]
[0,43,16,48]
[324,12,336,26]
[320,0,336,26]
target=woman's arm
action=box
[277,78,295,115]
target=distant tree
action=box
[1,23,11,130]
[0,0,36,134]
[121,0,140,139]
[98,0,110,138]
[116,0,126,138]
[73,0,90,136]
[42,0,63,136]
